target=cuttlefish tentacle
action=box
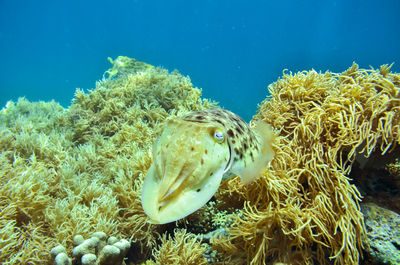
[141,108,274,224]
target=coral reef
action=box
[145,229,208,265]
[51,231,130,265]
[0,57,214,264]
[0,98,70,264]
[1,57,399,265]
[211,63,400,264]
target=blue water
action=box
[0,0,399,121]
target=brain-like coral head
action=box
[141,118,231,224]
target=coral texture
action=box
[146,229,208,265]
[0,57,214,264]
[1,57,399,265]
[51,231,130,265]
[211,63,400,265]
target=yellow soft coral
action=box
[212,63,400,265]
[0,57,215,264]
[149,229,208,265]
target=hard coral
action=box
[51,231,130,265]
[212,63,400,265]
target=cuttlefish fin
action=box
[240,122,275,185]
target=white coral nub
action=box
[51,245,72,265]
[51,231,131,265]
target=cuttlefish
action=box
[141,108,274,224]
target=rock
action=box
[361,203,400,265]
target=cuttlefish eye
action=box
[213,129,225,143]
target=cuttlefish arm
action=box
[141,108,274,224]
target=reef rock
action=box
[362,203,400,265]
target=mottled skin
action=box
[183,108,264,176]
[141,108,274,224]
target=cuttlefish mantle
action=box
[141,108,274,224]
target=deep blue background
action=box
[1,0,399,121]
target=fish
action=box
[141,108,274,224]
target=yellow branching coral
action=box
[148,229,208,265]
[0,196,53,264]
[0,57,215,264]
[212,63,400,265]
[1,56,399,265]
